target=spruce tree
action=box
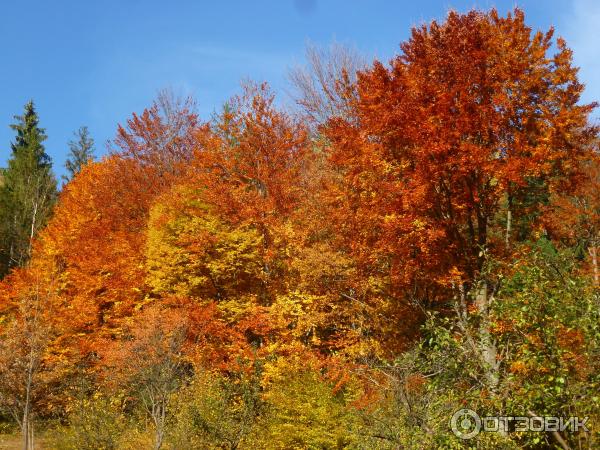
[63,126,95,182]
[0,101,57,277]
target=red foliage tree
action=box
[324,9,597,307]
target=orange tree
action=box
[192,83,309,301]
[0,95,203,421]
[323,8,597,311]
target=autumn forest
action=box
[0,8,599,450]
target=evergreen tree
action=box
[63,126,95,182]
[0,101,57,277]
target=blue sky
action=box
[1,0,598,179]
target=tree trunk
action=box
[476,282,499,391]
[528,410,571,450]
[22,396,31,450]
[22,341,35,450]
[153,408,164,450]
[505,191,512,250]
[588,244,599,287]
[505,208,511,249]
[21,419,29,450]
[29,199,39,259]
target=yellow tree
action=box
[145,184,264,305]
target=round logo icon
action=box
[450,408,481,439]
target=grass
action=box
[0,433,48,449]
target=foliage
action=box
[49,394,128,450]
[356,243,600,449]
[0,101,57,278]
[0,7,598,449]
[145,185,263,302]
[169,367,264,449]
[324,8,596,306]
[0,263,60,449]
[63,126,95,183]
[255,354,360,450]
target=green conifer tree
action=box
[63,126,95,183]
[0,101,57,277]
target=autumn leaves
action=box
[0,7,598,449]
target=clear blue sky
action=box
[1,0,598,180]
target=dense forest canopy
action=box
[0,8,599,450]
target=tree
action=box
[63,126,95,183]
[102,300,234,450]
[288,42,366,126]
[25,92,201,364]
[0,265,57,450]
[543,153,600,286]
[0,9,598,445]
[170,366,264,449]
[113,88,199,180]
[193,82,309,302]
[103,305,191,450]
[0,101,57,277]
[255,354,360,448]
[323,9,597,361]
[145,184,264,302]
